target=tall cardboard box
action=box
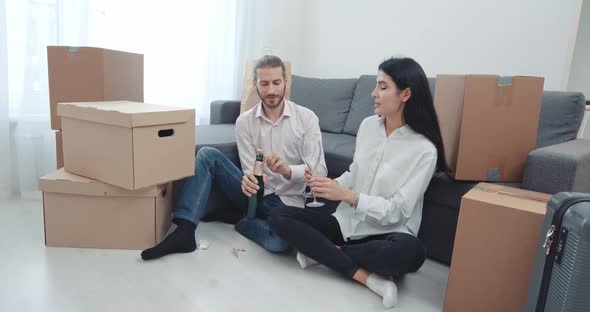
[58,101,195,190]
[240,60,292,113]
[55,130,63,169]
[47,46,144,130]
[434,75,544,182]
[444,183,550,312]
[39,169,173,250]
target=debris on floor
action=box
[196,239,209,250]
[232,248,246,258]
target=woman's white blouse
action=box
[333,115,437,240]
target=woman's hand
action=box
[309,176,357,205]
[304,167,313,185]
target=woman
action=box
[269,57,447,308]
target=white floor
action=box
[0,196,449,312]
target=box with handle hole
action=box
[58,101,195,190]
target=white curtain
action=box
[0,0,248,198]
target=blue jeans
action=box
[174,147,290,253]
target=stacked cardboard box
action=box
[443,183,550,312]
[48,46,144,169]
[39,169,174,250]
[434,75,544,182]
[39,46,196,250]
[434,75,552,310]
[47,46,144,130]
[55,130,63,169]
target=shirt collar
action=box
[255,100,292,122]
[378,115,411,136]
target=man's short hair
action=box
[253,55,286,81]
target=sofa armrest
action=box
[523,139,590,194]
[210,100,240,125]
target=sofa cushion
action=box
[195,124,239,166]
[427,77,436,97]
[418,200,459,264]
[291,75,356,134]
[321,132,355,178]
[424,172,521,209]
[343,75,376,136]
[424,172,478,210]
[343,76,437,136]
[196,124,236,144]
[421,172,520,264]
[536,91,586,148]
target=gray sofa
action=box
[181,74,589,265]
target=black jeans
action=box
[269,205,427,278]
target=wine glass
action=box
[300,137,313,198]
[301,138,324,208]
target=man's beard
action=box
[256,84,286,109]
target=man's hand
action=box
[266,152,292,179]
[241,171,268,197]
[309,176,357,205]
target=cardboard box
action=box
[47,46,144,130]
[434,75,544,182]
[55,130,63,169]
[58,101,195,190]
[38,169,173,250]
[444,183,550,312]
[240,60,292,113]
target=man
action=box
[141,55,327,260]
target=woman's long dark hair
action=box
[378,57,448,173]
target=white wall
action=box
[569,0,590,98]
[0,0,10,196]
[235,1,306,75]
[279,0,581,91]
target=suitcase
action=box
[525,192,590,312]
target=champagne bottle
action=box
[246,149,264,219]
